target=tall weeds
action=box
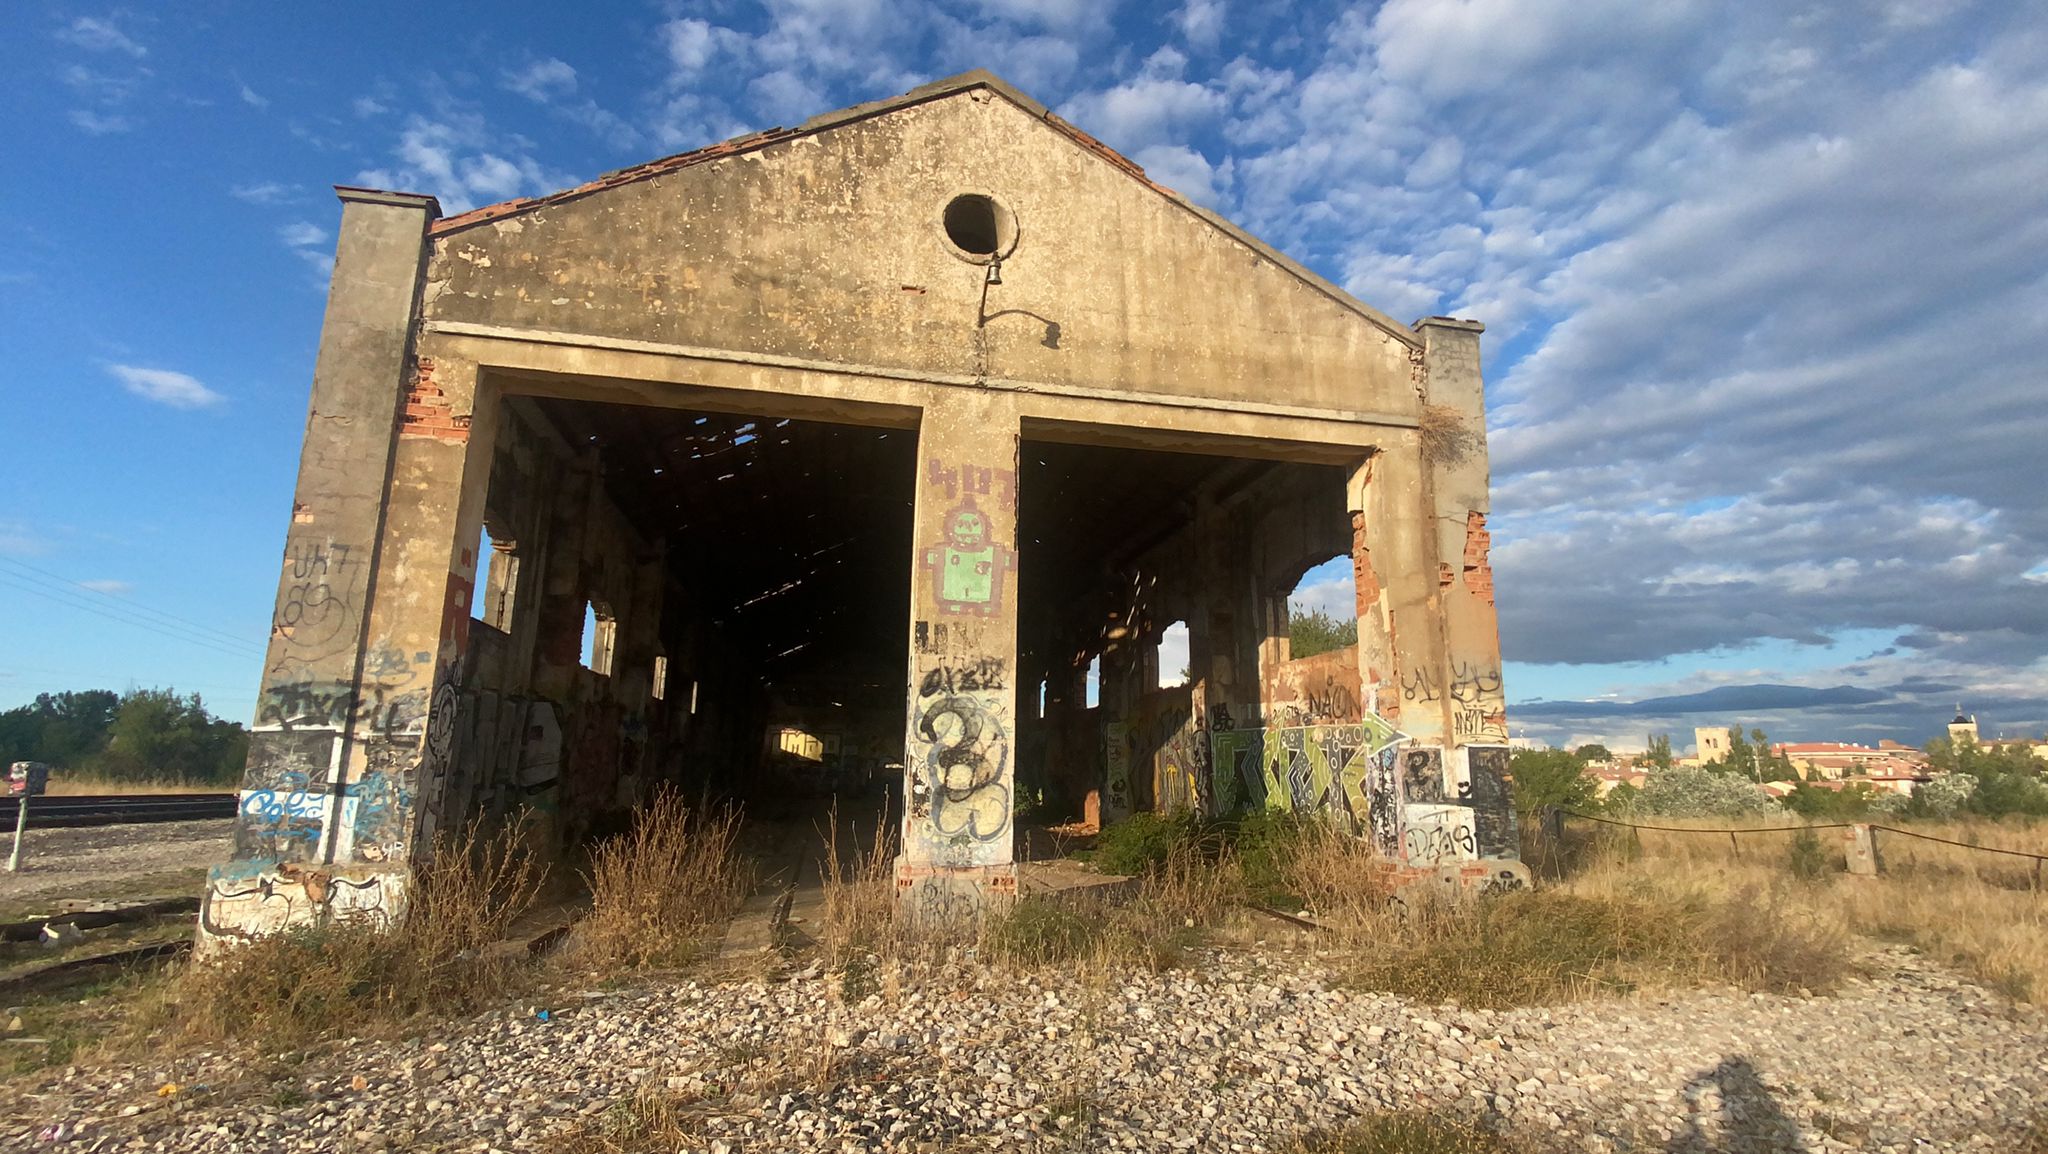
[147,817,545,1050]
[816,809,900,968]
[576,791,750,969]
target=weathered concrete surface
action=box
[202,190,437,948]
[205,71,1520,941]
[898,390,1021,918]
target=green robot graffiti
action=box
[921,498,1014,616]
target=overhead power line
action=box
[0,568,266,662]
[0,556,263,652]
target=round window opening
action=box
[943,193,1008,260]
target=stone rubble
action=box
[3,943,2041,1152]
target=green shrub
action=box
[984,898,1101,965]
[1786,827,1831,880]
[1090,812,1200,875]
[1231,810,1318,907]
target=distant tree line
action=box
[1508,722,2048,823]
[0,689,248,787]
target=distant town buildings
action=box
[1692,726,1732,766]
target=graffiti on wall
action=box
[272,538,361,658]
[1103,720,1131,817]
[1401,747,1446,805]
[1266,647,1365,728]
[919,501,1015,616]
[236,773,330,861]
[1364,746,1400,857]
[906,629,1011,857]
[1402,803,1478,864]
[909,690,1011,848]
[1463,744,1516,858]
[1189,710,1514,867]
[920,458,1018,617]
[200,864,404,945]
[1449,661,1508,742]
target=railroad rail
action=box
[0,793,237,829]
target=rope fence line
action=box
[1549,807,2048,874]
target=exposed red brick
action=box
[1461,511,1495,607]
[399,358,470,442]
[1350,509,1397,722]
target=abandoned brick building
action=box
[204,71,1521,942]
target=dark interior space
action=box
[467,397,917,842]
[1014,438,1316,823]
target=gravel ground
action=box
[0,820,230,909]
[5,941,2041,1152]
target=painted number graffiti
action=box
[915,694,1010,844]
[274,539,357,654]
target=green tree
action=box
[89,689,248,785]
[1507,747,1598,819]
[1780,779,1883,820]
[1643,733,1675,769]
[1288,608,1357,660]
[1637,765,1776,818]
[1718,725,1797,783]
[1572,743,1613,764]
[0,690,121,768]
[1922,737,2048,818]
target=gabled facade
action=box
[205,72,1520,943]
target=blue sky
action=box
[3,2,2045,752]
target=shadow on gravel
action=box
[1663,1057,1807,1154]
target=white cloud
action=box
[107,365,225,409]
[277,221,334,281]
[1289,577,1357,623]
[57,16,146,58]
[1177,0,1225,51]
[230,181,293,204]
[1157,620,1190,687]
[352,95,390,118]
[1131,144,1230,208]
[277,222,327,248]
[505,58,578,102]
[238,82,268,109]
[357,113,571,214]
[77,578,133,595]
[68,110,132,135]
[1058,71,1226,152]
[0,521,48,556]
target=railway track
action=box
[1,793,237,829]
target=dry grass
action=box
[1551,815,2048,1002]
[816,807,901,968]
[1287,1111,1535,1154]
[132,818,545,1051]
[574,792,750,970]
[40,777,233,796]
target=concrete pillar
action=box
[359,349,500,853]
[1348,327,1523,883]
[202,189,438,946]
[897,391,1022,922]
[1416,318,1508,752]
[1354,433,1447,748]
[1842,823,1882,877]
[1099,644,1136,823]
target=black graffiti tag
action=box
[917,694,1009,842]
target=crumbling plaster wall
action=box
[207,77,1524,943]
[419,89,1420,421]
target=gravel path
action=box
[0,819,229,908]
[5,942,2041,1152]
